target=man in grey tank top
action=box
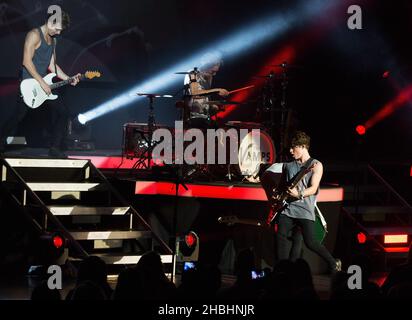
[266,131,341,273]
[0,9,80,158]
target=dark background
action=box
[1,0,411,163]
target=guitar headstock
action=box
[84,70,101,80]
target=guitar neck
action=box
[278,165,313,198]
[50,74,84,90]
[289,170,308,189]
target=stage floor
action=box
[2,147,344,202]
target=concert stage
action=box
[1,147,344,272]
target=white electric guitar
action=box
[20,71,101,109]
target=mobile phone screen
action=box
[184,261,196,271]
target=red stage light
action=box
[357,232,367,244]
[52,235,64,249]
[382,70,390,79]
[356,125,366,136]
[185,232,197,247]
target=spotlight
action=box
[176,231,199,262]
[355,125,366,136]
[34,231,68,266]
[67,117,95,151]
[357,232,367,244]
[77,114,87,125]
[52,234,64,249]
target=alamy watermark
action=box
[150,121,274,175]
[347,264,362,290]
[347,5,362,30]
[47,265,62,290]
[47,5,62,29]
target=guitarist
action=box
[264,131,341,273]
[0,9,80,158]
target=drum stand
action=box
[129,93,172,170]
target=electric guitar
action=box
[219,208,327,244]
[266,162,316,226]
[20,71,101,109]
[218,215,266,228]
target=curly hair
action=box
[290,131,311,150]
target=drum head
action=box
[238,130,275,182]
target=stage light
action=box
[357,232,367,244]
[356,125,366,136]
[177,231,199,262]
[185,232,197,248]
[77,0,338,123]
[384,234,408,245]
[34,231,67,266]
[77,113,87,125]
[52,234,64,249]
[382,70,390,79]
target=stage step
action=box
[94,254,174,265]
[0,157,173,271]
[5,158,88,168]
[48,206,130,216]
[70,230,151,240]
[27,182,104,192]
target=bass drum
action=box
[236,129,276,183]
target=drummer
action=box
[184,51,229,128]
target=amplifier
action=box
[122,122,171,160]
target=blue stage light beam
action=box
[78,0,337,124]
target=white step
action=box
[48,206,130,216]
[96,254,174,265]
[27,182,103,192]
[70,230,151,240]
[6,158,89,168]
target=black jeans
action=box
[276,214,336,269]
[1,94,69,150]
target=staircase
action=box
[325,162,412,267]
[0,157,173,271]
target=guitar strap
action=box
[303,157,315,170]
[53,37,58,78]
[315,203,328,231]
[287,157,315,185]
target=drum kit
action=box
[123,62,298,183]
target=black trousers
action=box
[276,214,336,269]
[1,94,69,150]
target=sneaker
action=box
[48,147,66,158]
